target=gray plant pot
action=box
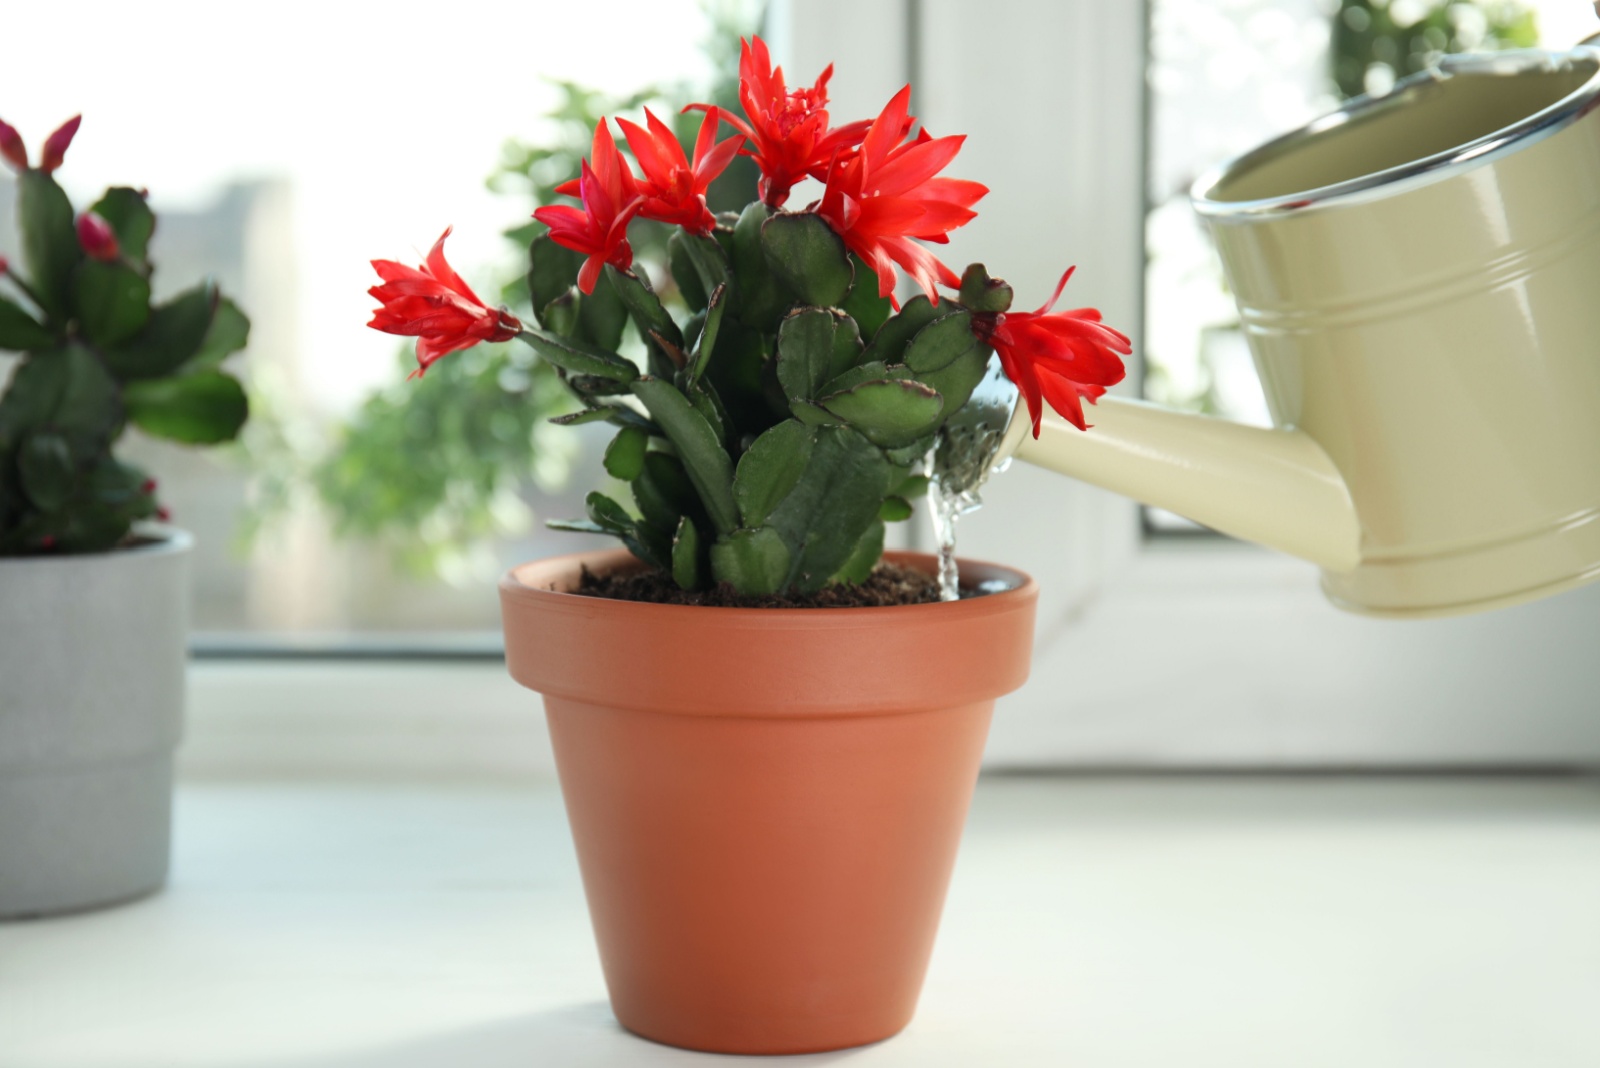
[0,530,191,919]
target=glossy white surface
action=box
[2,775,1597,1067]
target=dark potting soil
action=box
[575,561,945,608]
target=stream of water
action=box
[927,451,1010,601]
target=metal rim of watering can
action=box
[1190,46,1600,221]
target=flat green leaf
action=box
[861,295,941,366]
[187,296,251,370]
[607,266,684,378]
[603,425,648,481]
[957,262,1014,313]
[584,490,634,534]
[893,474,931,499]
[634,450,696,535]
[819,360,913,397]
[878,496,914,522]
[731,201,793,330]
[916,343,991,421]
[123,370,248,444]
[734,419,815,528]
[520,325,639,382]
[629,376,738,535]
[674,230,731,301]
[671,515,702,590]
[761,212,854,308]
[764,426,893,592]
[709,526,791,595]
[546,518,609,534]
[104,283,218,380]
[0,344,121,448]
[775,307,835,402]
[89,188,156,264]
[528,235,583,324]
[834,519,885,584]
[550,405,656,431]
[840,256,892,340]
[578,270,628,352]
[818,379,944,447]
[688,283,726,385]
[790,400,843,427]
[17,171,81,322]
[75,259,151,347]
[18,433,76,511]
[829,312,864,379]
[667,229,709,312]
[0,296,55,352]
[682,378,729,447]
[902,310,977,373]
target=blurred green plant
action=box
[1332,0,1537,100]
[249,1,762,579]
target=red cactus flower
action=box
[39,115,81,174]
[974,267,1130,434]
[0,118,26,172]
[690,35,871,209]
[535,122,642,294]
[0,254,9,275]
[367,227,523,375]
[816,86,987,307]
[613,108,741,235]
[76,212,120,262]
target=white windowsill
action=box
[2,774,1596,1067]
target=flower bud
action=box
[76,212,120,262]
[0,118,26,172]
[39,115,81,174]
[0,254,9,275]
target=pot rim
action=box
[500,548,1037,626]
[0,524,192,569]
[499,548,1040,716]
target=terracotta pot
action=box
[500,548,1037,1055]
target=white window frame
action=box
[184,0,1600,777]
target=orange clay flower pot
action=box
[499,548,1038,1055]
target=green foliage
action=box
[0,167,251,553]
[523,204,997,594]
[1331,0,1537,101]
[310,343,575,577]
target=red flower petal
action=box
[39,115,80,174]
[365,228,522,376]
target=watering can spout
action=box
[1004,399,1362,573]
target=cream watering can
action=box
[941,46,1600,619]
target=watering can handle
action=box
[1007,397,1363,572]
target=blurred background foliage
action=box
[1333,0,1537,99]
[246,1,762,578]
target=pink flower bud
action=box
[0,254,9,275]
[0,118,26,172]
[39,115,81,175]
[76,212,120,262]
[40,534,57,550]
[140,478,157,495]
[156,506,172,523]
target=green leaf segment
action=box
[1,169,251,554]
[521,206,996,595]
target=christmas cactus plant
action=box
[0,116,250,555]
[368,37,1128,597]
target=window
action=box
[0,0,735,640]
